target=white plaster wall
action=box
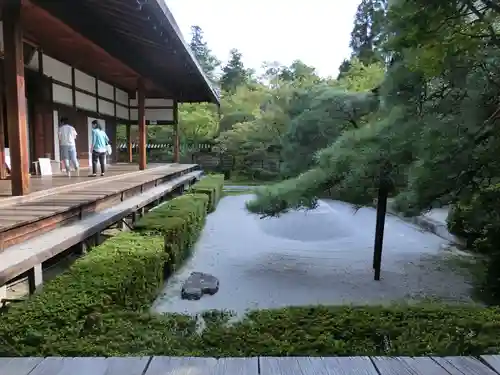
[115,88,128,106]
[76,91,97,112]
[129,98,174,107]
[52,83,73,106]
[43,55,72,85]
[146,108,174,121]
[98,99,114,116]
[98,80,114,99]
[129,108,173,122]
[75,69,96,93]
[116,104,129,120]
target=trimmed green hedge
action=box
[0,232,167,356]
[135,193,208,272]
[190,174,224,212]
[0,192,211,356]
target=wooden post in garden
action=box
[373,175,389,281]
[126,123,133,163]
[173,122,180,163]
[137,80,146,170]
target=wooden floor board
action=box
[260,357,304,375]
[212,357,258,375]
[103,357,151,375]
[0,164,196,232]
[0,357,44,375]
[372,356,452,375]
[432,356,499,375]
[481,355,500,373]
[320,357,379,375]
[144,356,217,375]
[29,357,109,375]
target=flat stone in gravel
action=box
[181,272,219,300]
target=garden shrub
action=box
[447,183,500,252]
[446,184,500,303]
[0,232,166,356]
[135,193,209,269]
[4,302,500,356]
[190,174,225,212]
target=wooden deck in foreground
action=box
[1,355,500,374]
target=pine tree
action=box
[220,49,249,93]
[189,25,220,81]
[349,0,387,65]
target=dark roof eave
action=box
[150,0,220,105]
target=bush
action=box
[447,184,500,252]
[446,184,500,303]
[0,192,213,356]
[190,174,225,212]
[197,305,500,357]
[0,232,166,356]
[135,193,209,271]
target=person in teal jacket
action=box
[90,120,110,177]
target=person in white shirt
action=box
[58,117,79,176]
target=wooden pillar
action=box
[111,121,118,163]
[3,1,30,195]
[0,87,6,179]
[173,100,180,163]
[126,123,133,163]
[33,95,45,160]
[137,81,146,170]
[173,122,180,163]
[27,264,43,295]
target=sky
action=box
[166,0,360,78]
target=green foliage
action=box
[335,58,386,92]
[216,60,385,181]
[350,0,388,65]
[6,297,500,356]
[135,194,209,267]
[198,305,500,357]
[446,184,500,303]
[189,25,220,82]
[220,49,250,93]
[447,183,500,252]
[0,232,167,355]
[280,86,379,176]
[189,174,225,212]
[246,0,500,217]
[178,103,219,142]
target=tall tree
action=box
[279,60,320,85]
[337,59,352,79]
[349,0,387,65]
[189,25,220,81]
[220,49,249,93]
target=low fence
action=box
[117,143,283,178]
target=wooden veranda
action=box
[0,163,201,297]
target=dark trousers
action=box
[92,151,106,175]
